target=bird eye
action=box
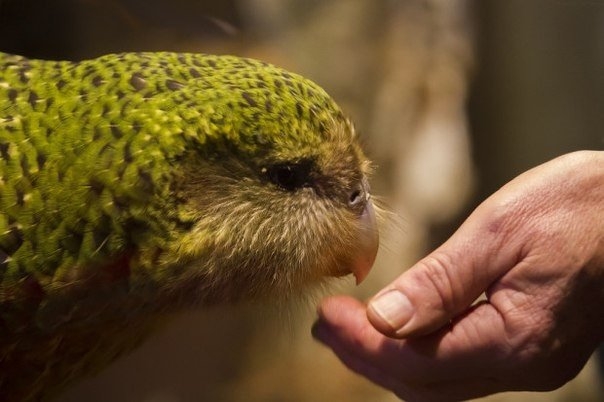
[265,161,312,191]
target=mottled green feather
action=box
[0,52,342,285]
[0,51,371,401]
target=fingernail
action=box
[368,290,413,332]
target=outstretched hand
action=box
[313,151,604,401]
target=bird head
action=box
[144,54,380,302]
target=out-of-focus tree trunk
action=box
[470,0,603,201]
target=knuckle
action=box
[537,367,578,391]
[501,324,586,391]
[536,344,587,390]
[523,355,581,391]
[412,252,460,316]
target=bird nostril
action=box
[349,178,371,209]
[348,189,363,207]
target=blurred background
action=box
[1,0,602,401]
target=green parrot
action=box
[0,51,378,401]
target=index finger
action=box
[314,296,509,384]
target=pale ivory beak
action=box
[350,200,379,284]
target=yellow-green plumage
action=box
[0,52,377,401]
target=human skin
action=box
[313,150,604,401]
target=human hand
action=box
[313,150,604,401]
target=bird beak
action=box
[350,199,379,284]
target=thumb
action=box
[367,203,523,338]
